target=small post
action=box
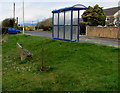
[41,41,44,69]
[38,41,49,72]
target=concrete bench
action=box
[17,43,32,60]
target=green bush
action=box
[80,22,86,35]
[36,18,52,31]
[1,18,19,34]
[82,4,106,26]
[17,26,23,31]
[2,27,8,34]
[2,18,15,28]
[38,25,52,31]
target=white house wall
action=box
[113,10,120,25]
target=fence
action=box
[86,26,120,38]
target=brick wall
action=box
[86,26,120,38]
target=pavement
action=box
[25,31,119,48]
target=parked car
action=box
[8,27,20,34]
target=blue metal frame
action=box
[52,13,54,38]
[70,10,73,41]
[64,11,66,39]
[77,10,80,41]
[58,12,60,38]
[53,25,79,26]
[52,4,88,13]
[53,38,76,42]
[52,4,88,42]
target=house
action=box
[104,7,120,26]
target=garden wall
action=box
[86,26,120,38]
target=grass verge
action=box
[2,34,119,91]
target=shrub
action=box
[36,18,52,31]
[2,27,8,34]
[1,18,19,34]
[82,4,106,26]
[17,26,23,31]
[80,22,86,35]
[2,18,15,28]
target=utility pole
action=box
[22,0,25,34]
[32,21,33,25]
[13,2,16,28]
[16,17,18,25]
[13,2,15,20]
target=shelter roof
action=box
[52,4,88,13]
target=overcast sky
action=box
[0,0,119,24]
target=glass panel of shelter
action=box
[73,26,78,40]
[53,26,58,38]
[73,10,79,41]
[59,12,64,39]
[54,13,58,25]
[73,11,78,25]
[53,13,58,38]
[65,11,71,40]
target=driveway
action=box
[25,31,119,48]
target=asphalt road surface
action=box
[25,31,119,48]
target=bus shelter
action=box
[52,4,88,42]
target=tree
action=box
[36,18,52,31]
[82,4,106,26]
[2,18,15,28]
[1,18,18,34]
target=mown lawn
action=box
[2,34,119,91]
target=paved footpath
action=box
[25,31,119,48]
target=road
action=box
[25,31,119,48]
[25,31,52,39]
